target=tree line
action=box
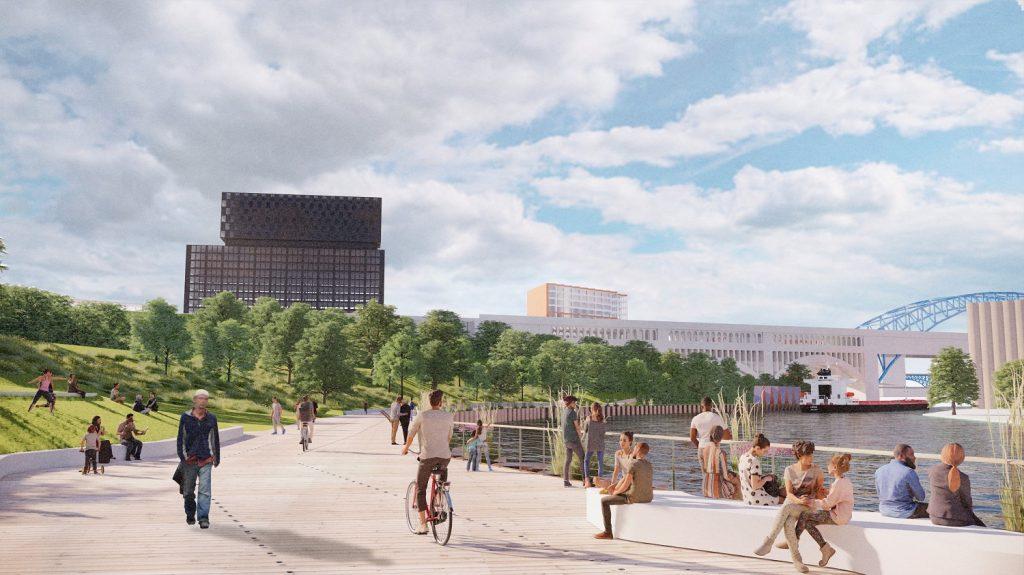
[0,284,131,349]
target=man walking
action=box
[389,395,402,445]
[562,395,585,488]
[297,395,315,445]
[176,389,221,529]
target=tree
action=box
[487,359,518,400]
[622,358,655,403]
[450,336,473,386]
[216,319,256,386]
[294,317,358,404]
[579,336,607,345]
[471,320,510,361]
[70,302,131,348]
[618,340,661,371]
[261,303,313,386]
[0,285,75,343]
[189,292,250,374]
[0,237,6,272]
[532,339,575,396]
[928,346,979,415]
[131,298,192,374]
[418,309,466,344]
[779,362,813,392]
[994,360,1024,407]
[417,309,465,387]
[348,299,403,369]
[375,329,421,397]
[249,297,283,342]
[465,362,489,399]
[420,339,450,389]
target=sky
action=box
[0,0,1022,330]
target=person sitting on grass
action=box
[109,382,125,404]
[146,392,159,413]
[594,442,653,540]
[133,394,150,414]
[595,431,635,493]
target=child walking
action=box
[80,424,103,475]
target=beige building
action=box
[967,299,1024,408]
[526,283,627,320]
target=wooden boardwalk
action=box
[0,415,846,574]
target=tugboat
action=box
[800,368,929,413]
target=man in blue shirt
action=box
[875,443,928,519]
[176,389,221,529]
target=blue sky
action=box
[0,1,1021,329]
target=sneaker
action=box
[819,544,836,567]
[754,537,774,556]
[282,429,286,434]
[415,523,428,535]
[563,481,573,488]
[594,532,613,540]
[199,520,209,529]
[272,431,278,435]
[186,518,196,525]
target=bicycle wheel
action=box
[404,480,420,534]
[430,488,453,545]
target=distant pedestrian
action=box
[690,396,731,468]
[363,400,368,414]
[477,419,493,471]
[80,424,101,475]
[399,398,412,442]
[271,397,285,435]
[297,396,315,445]
[176,389,220,529]
[67,373,87,398]
[389,396,402,445]
[465,423,482,471]
[584,402,608,487]
[27,369,63,414]
[562,395,585,488]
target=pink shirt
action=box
[38,374,53,391]
[815,476,854,525]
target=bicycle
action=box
[299,421,311,452]
[404,455,454,545]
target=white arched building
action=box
[451,315,967,401]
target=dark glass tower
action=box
[184,193,384,313]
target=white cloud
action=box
[772,0,987,61]
[511,57,1023,168]
[978,137,1024,153]
[987,49,1024,81]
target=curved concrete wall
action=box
[585,488,1023,575]
[0,426,245,480]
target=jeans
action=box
[466,447,478,471]
[83,449,97,473]
[585,450,605,479]
[477,443,492,470]
[563,441,584,483]
[400,417,410,442]
[601,494,628,533]
[122,438,142,460]
[182,462,213,521]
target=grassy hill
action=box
[0,335,557,454]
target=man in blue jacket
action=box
[875,443,928,519]
[176,389,220,529]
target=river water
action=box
[501,411,1010,529]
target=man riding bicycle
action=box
[401,389,453,534]
[297,395,315,446]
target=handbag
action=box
[762,476,782,498]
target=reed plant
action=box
[713,388,764,468]
[994,362,1024,532]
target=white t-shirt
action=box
[389,401,401,420]
[409,409,454,460]
[690,410,727,448]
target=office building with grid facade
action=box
[184,193,384,313]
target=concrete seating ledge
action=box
[585,488,1024,575]
[0,390,98,398]
[0,426,246,480]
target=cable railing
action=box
[450,421,1020,529]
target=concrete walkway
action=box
[0,415,844,574]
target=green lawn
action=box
[0,335,560,454]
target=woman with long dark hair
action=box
[739,433,777,506]
[583,402,608,487]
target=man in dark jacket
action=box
[176,389,220,529]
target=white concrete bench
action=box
[585,488,1024,575]
[0,426,246,480]
[0,390,98,398]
